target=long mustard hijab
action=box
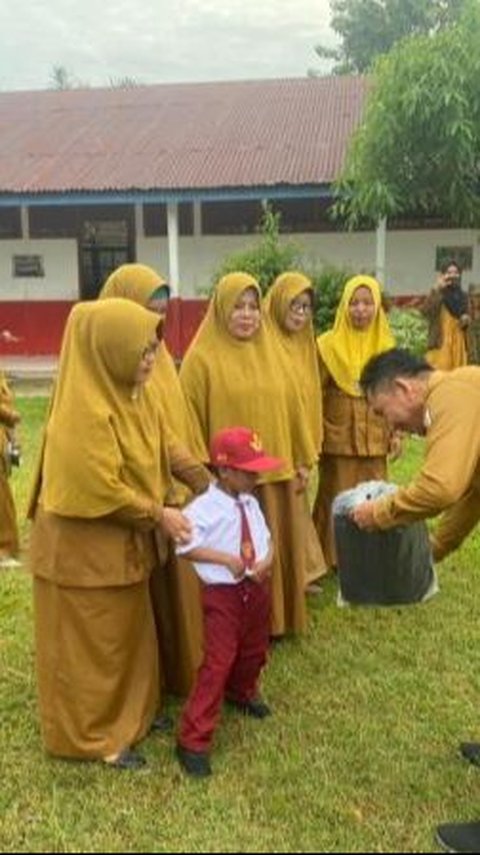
[317,275,395,397]
[264,272,322,452]
[99,263,169,304]
[98,263,194,447]
[0,371,14,456]
[41,299,167,517]
[179,272,318,482]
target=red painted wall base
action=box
[0,296,420,360]
[0,298,209,359]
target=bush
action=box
[310,266,352,333]
[211,205,302,294]
[211,207,398,340]
[388,307,428,356]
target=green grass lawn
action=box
[1,398,479,853]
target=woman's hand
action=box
[0,329,21,343]
[351,501,377,530]
[160,507,193,545]
[294,466,310,494]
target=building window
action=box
[12,255,45,277]
[202,201,262,235]
[143,203,193,236]
[29,204,135,238]
[270,198,339,233]
[435,246,473,271]
[0,207,21,239]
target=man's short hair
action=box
[360,348,433,396]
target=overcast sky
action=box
[0,0,336,91]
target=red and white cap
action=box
[209,427,284,473]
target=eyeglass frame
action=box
[288,299,313,316]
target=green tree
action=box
[108,77,142,89]
[310,266,352,332]
[49,66,141,90]
[334,1,480,227]
[212,205,302,294]
[388,307,428,356]
[314,0,466,74]
[212,205,352,332]
[50,65,77,90]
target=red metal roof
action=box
[0,77,369,195]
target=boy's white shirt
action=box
[175,483,271,585]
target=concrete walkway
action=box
[0,356,57,394]
[0,356,57,380]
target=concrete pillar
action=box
[167,201,180,296]
[375,217,387,285]
[134,203,144,257]
[193,200,202,237]
[20,206,30,240]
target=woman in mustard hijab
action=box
[313,275,397,569]
[99,263,195,449]
[29,299,193,770]
[0,371,21,567]
[263,272,326,589]
[180,272,318,637]
[98,263,209,698]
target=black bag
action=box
[333,483,436,606]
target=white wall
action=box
[0,239,79,300]
[137,233,379,295]
[138,228,480,296]
[385,228,480,295]
[1,228,479,301]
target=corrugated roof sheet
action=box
[0,77,369,195]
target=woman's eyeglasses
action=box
[289,301,313,316]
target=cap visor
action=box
[233,456,284,473]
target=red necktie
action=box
[237,501,256,570]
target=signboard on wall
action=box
[12,254,45,277]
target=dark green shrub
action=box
[388,307,428,356]
[310,266,353,333]
[211,205,301,294]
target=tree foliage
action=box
[314,0,466,74]
[50,65,79,90]
[310,266,353,332]
[49,66,141,90]
[212,206,352,332]
[388,307,428,356]
[108,77,141,89]
[334,1,480,228]
[212,205,302,294]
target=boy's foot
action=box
[150,714,174,733]
[228,698,272,719]
[176,744,212,777]
[436,821,480,853]
[103,748,146,770]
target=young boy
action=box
[175,426,282,777]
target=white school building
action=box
[0,76,478,354]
